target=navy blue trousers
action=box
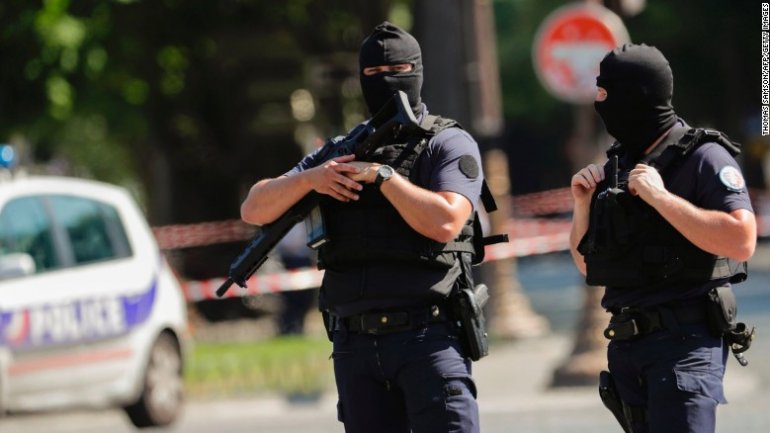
[608,323,728,433]
[332,322,479,433]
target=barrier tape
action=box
[153,220,256,250]
[179,230,571,302]
[153,217,572,251]
[511,187,573,216]
[182,268,324,302]
[154,188,770,250]
[156,187,770,301]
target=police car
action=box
[0,150,189,428]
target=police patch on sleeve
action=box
[718,166,745,192]
[458,155,480,179]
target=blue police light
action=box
[0,144,15,169]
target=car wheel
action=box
[124,332,183,428]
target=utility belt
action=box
[604,286,755,366]
[327,304,450,336]
[603,303,709,341]
[323,283,490,362]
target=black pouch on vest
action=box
[451,284,489,361]
[705,285,737,337]
[471,215,486,264]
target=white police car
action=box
[0,162,189,427]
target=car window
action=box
[0,196,59,271]
[0,194,133,275]
[48,195,132,265]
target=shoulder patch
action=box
[718,166,745,192]
[458,155,479,179]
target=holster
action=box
[706,285,755,366]
[450,283,489,362]
[599,371,631,433]
[706,285,737,335]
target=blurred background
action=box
[1,0,769,432]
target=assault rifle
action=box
[216,91,420,297]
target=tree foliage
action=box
[1,1,402,222]
[1,0,402,280]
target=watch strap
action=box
[374,165,393,186]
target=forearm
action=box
[240,174,313,225]
[241,154,363,225]
[569,200,591,275]
[648,191,756,261]
[380,173,470,243]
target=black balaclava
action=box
[359,21,423,116]
[594,43,677,159]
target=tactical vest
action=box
[578,127,748,289]
[318,116,481,271]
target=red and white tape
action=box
[154,188,770,251]
[153,220,255,250]
[178,225,571,302]
[182,268,325,302]
[157,187,770,301]
[511,187,573,216]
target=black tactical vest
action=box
[318,116,477,271]
[578,127,747,289]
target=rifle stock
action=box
[216,91,418,297]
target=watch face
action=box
[376,165,394,185]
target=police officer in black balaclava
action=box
[240,21,486,433]
[358,21,424,116]
[569,43,756,433]
[594,43,677,160]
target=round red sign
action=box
[533,4,630,104]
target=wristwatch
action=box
[374,165,395,187]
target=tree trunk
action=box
[484,149,550,338]
[414,0,549,339]
[550,283,610,386]
[550,104,611,386]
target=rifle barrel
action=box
[216,278,234,297]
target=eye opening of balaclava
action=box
[594,43,677,160]
[359,21,423,116]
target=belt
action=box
[604,302,709,341]
[335,305,450,335]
